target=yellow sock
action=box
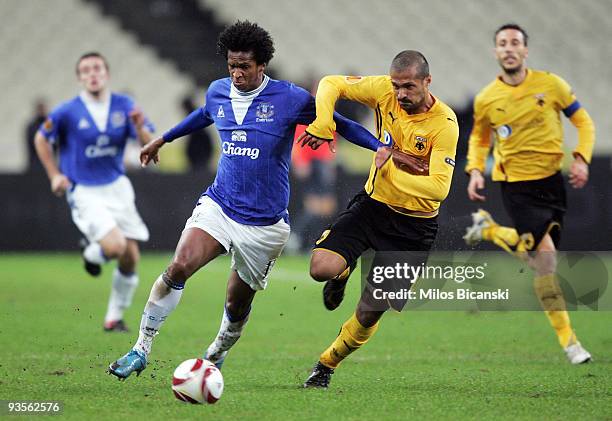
[534,274,575,348]
[319,313,379,369]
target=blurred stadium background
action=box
[1,0,610,252]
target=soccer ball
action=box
[171,358,224,404]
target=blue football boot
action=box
[108,349,147,380]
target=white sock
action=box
[83,242,106,265]
[133,274,183,356]
[104,269,139,323]
[205,308,250,363]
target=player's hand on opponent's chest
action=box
[50,173,71,197]
[375,146,429,175]
[296,131,336,153]
[140,137,165,167]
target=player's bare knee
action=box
[118,246,139,273]
[166,258,196,284]
[533,236,557,275]
[533,250,557,276]
[118,258,137,274]
[310,260,340,282]
[310,252,346,282]
[102,237,128,259]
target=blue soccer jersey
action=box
[39,93,154,186]
[163,76,382,226]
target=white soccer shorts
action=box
[184,195,290,290]
[66,175,149,243]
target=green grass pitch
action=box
[1,253,611,420]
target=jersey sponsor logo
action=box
[256,102,275,122]
[445,157,455,167]
[382,130,393,146]
[496,125,512,139]
[217,105,225,118]
[85,134,118,158]
[78,118,90,130]
[415,135,427,151]
[222,141,260,160]
[231,130,247,142]
[110,111,126,128]
[344,76,363,84]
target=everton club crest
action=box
[256,102,275,122]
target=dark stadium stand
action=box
[3,156,611,251]
[87,0,227,86]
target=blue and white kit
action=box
[163,75,382,289]
[39,92,154,242]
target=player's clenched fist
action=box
[50,173,71,196]
[568,155,589,189]
[129,108,145,129]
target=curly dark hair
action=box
[217,20,275,65]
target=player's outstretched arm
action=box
[143,106,213,167]
[332,112,383,152]
[34,131,70,196]
[161,107,213,144]
[294,109,379,154]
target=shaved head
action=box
[390,50,429,79]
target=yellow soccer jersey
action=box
[466,69,595,182]
[306,75,459,214]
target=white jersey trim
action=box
[229,75,270,125]
[80,91,111,132]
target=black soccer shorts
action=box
[313,190,438,310]
[313,190,438,265]
[500,171,567,249]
